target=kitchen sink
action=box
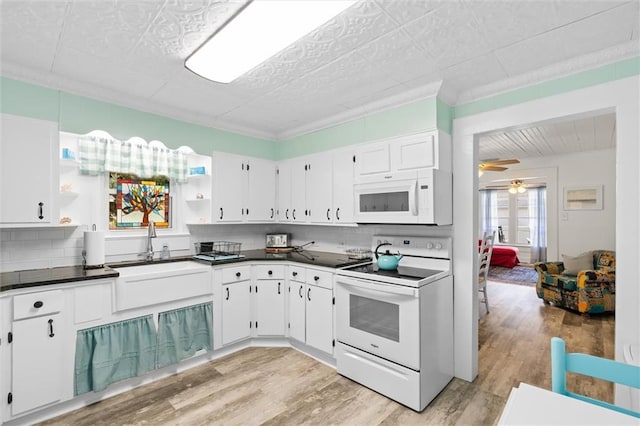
[112,260,212,311]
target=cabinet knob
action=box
[314,275,320,281]
[33,301,43,308]
[292,271,298,277]
[268,270,273,276]
[236,272,241,278]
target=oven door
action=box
[336,275,420,370]
[353,175,418,224]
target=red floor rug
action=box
[488,265,537,286]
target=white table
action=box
[498,383,639,425]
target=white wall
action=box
[453,76,639,410]
[480,148,616,259]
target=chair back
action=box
[551,337,640,418]
[479,231,495,280]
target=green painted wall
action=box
[454,56,640,119]
[278,97,441,159]
[0,77,277,159]
[2,55,638,161]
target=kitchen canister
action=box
[83,226,105,269]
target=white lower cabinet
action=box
[288,278,306,343]
[10,290,67,416]
[287,266,334,355]
[253,264,285,336]
[305,284,333,354]
[221,280,252,345]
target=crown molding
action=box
[456,42,640,105]
[0,63,276,141]
[275,80,444,141]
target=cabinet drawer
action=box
[288,265,306,282]
[221,265,251,283]
[13,289,64,320]
[306,268,333,290]
[254,264,285,280]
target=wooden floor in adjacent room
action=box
[42,281,615,426]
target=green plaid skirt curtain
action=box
[78,134,188,182]
[74,303,213,395]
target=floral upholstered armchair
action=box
[534,250,615,314]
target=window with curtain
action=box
[479,187,547,262]
[78,132,187,230]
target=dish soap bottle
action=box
[161,243,170,260]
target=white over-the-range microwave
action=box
[353,169,452,225]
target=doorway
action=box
[450,77,639,398]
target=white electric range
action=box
[335,235,454,412]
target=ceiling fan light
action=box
[185,0,356,83]
[508,186,517,194]
[518,186,526,193]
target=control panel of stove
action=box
[373,235,451,259]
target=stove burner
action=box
[342,263,443,281]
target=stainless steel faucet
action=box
[145,221,157,261]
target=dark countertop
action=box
[0,266,119,293]
[0,250,370,293]
[235,249,369,269]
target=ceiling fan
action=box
[483,176,542,193]
[478,159,520,174]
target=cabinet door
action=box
[247,158,276,222]
[221,281,251,345]
[277,162,292,222]
[12,314,64,415]
[1,114,58,224]
[306,154,333,224]
[390,133,435,171]
[290,158,307,223]
[255,280,285,336]
[288,282,306,342]
[213,154,246,222]
[332,149,355,224]
[306,284,333,355]
[354,141,390,178]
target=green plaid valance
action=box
[78,134,188,182]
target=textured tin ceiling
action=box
[1,0,638,140]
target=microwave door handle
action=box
[409,181,418,215]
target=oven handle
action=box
[336,277,418,298]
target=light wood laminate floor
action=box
[42,281,614,425]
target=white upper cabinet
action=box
[306,153,333,224]
[332,148,355,224]
[213,153,246,222]
[276,162,292,222]
[212,153,276,223]
[246,158,276,222]
[290,157,307,223]
[354,131,451,180]
[1,114,59,224]
[277,148,356,226]
[354,141,390,176]
[390,133,435,171]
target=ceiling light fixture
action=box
[185,0,356,83]
[508,180,527,194]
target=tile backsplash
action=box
[1,223,452,272]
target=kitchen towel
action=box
[84,230,105,267]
